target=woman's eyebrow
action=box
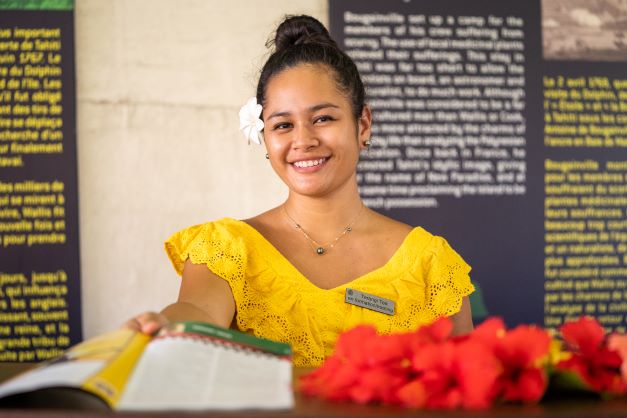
[310,103,340,112]
[267,111,290,121]
[266,103,340,121]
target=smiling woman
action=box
[262,64,367,200]
[126,15,475,367]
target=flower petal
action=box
[495,325,551,367]
[238,97,264,145]
[608,334,627,384]
[500,367,547,403]
[396,380,427,408]
[560,316,605,355]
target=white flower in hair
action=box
[238,97,264,145]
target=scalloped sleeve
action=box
[422,236,474,320]
[164,221,246,298]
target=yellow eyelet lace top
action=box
[165,218,474,367]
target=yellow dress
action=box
[165,218,474,366]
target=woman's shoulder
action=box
[166,217,261,249]
[365,210,449,254]
[167,209,287,254]
[164,218,257,280]
[361,210,415,262]
[241,207,279,230]
[366,209,415,241]
[369,210,411,230]
[240,207,286,241]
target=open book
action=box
[0,321,294,411]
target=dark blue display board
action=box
[331,0,627,332]
[0,0,81,361]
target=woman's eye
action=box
[314,115,333,124]
[273,122,292,130]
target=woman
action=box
[127,15,474,367]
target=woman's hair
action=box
[256,15,365,119]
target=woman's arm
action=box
[450,296,473,335]
[125,259,236,334]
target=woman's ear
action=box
[358,105,372,150]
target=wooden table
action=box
[0,363,625,417]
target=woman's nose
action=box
[292,123,318,149]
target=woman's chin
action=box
[288,185,329,197]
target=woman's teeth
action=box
[293,158,326,168]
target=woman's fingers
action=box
[124,312,169,335]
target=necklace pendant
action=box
[316,247,325,255]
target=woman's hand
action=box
[124,311,169,335]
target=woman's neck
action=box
[282,187,365,243]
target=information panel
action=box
[0,0,81,361]
[330,0,627,332]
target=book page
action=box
[0,329,143,403]
[0,361,104,399]
[117,337,294,411]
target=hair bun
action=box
[273,15,337,51]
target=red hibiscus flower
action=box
[608,333,627,384]
[300,316,626,409]
[348,365,409,404]
[493,325,551,402]
[333,325,378,366]
[299,355,358,401]
[396,379,427,408]
[469,317,507,346]
[556,316,625,395]
[469,317,551,402]
[300,325,415,404]
[410,338,500,409]
[413,316,453,344]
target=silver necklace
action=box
[282,204,365,255]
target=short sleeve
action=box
[164,221,246,298]
[422,236,474,320]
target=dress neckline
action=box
[229,218,420,292]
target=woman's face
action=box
[262,63,371,198]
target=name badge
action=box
[345,288,395,316]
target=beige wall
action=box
[75,0,327,338]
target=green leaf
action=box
[550,369,594,393]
